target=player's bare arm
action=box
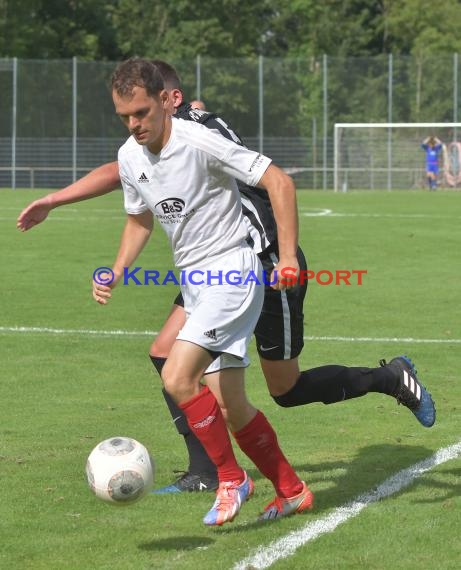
[17,161,120,232]
[257,163,299,290]
[93,210,154,305]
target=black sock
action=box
[273,364,400,407]
[149,355,216,476]
[150,355,167,375]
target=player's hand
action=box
[92,269,120,305]
[270,256,300,290]
[17,198,53,231]
[92,281,113,305]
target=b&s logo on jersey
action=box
[156,197,185,214]
[154,197,195,223]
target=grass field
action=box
[1,189,460,569]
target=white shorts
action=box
[176,245,264,373]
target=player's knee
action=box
[261,357,300,397]
[149,337,170,358]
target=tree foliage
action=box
[0,0,119,59]
[2,0,461,60]
[2,0,461,139]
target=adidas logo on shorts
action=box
[204,329,217,341]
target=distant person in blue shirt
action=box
[421,136,443,190]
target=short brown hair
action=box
[151,60,182,91]
[111,58,164,98]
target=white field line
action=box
[298,209,461,219]
[303,335,461,344]
[233,441,461,570]
[0,326,460,344]
[0,325,158,337]
[1,216,126,222]
[3,207,123,213]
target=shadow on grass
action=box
[409,466,461,504]
[138,442,459,537]
[138,534,214,551]
[294,442,456,505]
[218,441,459,533]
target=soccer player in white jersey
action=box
[93,57,313,525]
[18,59,436,499]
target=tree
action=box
[0,0,120,60]
[108,0,278,60]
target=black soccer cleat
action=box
[380,355,436,427]
[151,470,218,494]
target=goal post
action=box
[333,122,461,191]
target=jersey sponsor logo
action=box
[154,197,185,214]
[138,172,149,183]
[204,329,217,341]
[153,197,195,224]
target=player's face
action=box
[113,86,170,153]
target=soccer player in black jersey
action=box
[17,60,436,494]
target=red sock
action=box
[233,410,303,498]
[178,386,244,484]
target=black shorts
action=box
[254,246,307,360]
[172,246,307,361]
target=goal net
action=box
[334,122,461,191]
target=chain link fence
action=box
[1,54,460,190]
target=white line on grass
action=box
[3,206,123,213]
[0,216,126,222]
[0,326,461,344]
[233,441,461,570]
[0,325,158,336]
[298,210,461,220]
[303,335,461,344]
[1,326,460,344]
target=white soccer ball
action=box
[86,436,154,505]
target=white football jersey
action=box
[119,118,272,268]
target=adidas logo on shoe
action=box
[380,355,436,428]
[204,329,217,340]
[138,172,149,183]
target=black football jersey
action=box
[174,103,277,255]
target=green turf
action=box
[1,189,460,569]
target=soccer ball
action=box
[86,436,154,505]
